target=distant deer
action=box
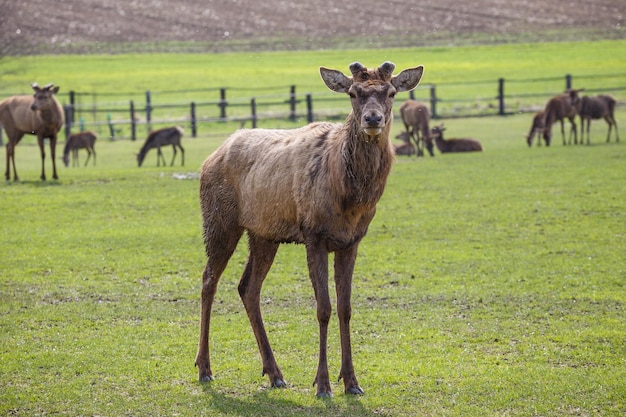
[195,62,423,398]
[542,89,583,146]
[62,131,97,167]
[137,126,184,167]
[394,130,416,156]
[0,83,64,181]
[430,124,482,153]
[579,94,619,145]
[525,111,547,147]
[398,99,433,157]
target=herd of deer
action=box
[0,64,622,398]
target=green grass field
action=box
[1,42,625,416]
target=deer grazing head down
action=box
[320,61,424,139]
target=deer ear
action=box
[392,65,424,92]
[320,67,352,93]
[32,83,40,92]
[52,86,60,94]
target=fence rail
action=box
[1,73,625,144]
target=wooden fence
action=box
[2,73,625,144]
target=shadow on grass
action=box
[200,383,390,417]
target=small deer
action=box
[525,111,547,147]
[542,89,583,146]
[137,126,184,167]
[430,124,482,153]
[0,83,64,181]
[62,131,97,167]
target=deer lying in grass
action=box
[525,111,546,147]
[542,89,583,146]
[62,131,97,167]
[136,126,184,167]
[398,99,434,157]
[394,130,416,156]
[579,94,619,145]
[430,124,482,153]
[195,61,424,398]
[0,83,64,181]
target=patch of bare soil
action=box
[1,0,624,55]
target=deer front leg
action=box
[50,136,58,179]
[306,241,332,398]
[334,246,364,395]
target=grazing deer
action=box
[542,89,583,146]
[579,94,619,145]
[525,111,547,147]
[0,83,64,181]
[430,124,482,153]
[136,126,184,167]
[195,62,423,398]
[398,99,434,157]
[62,131,97,167]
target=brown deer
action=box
[0,83,64,181]
[579,94,619,145]
[62,131,97,167]
[136,126,184,167]
[398,99,434,157]
[195,62,423,398]
[525,111,547,147]
[542,89,583,146]
[430,124,482,153]
[393,130,416,156]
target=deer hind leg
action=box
[179,145,185,166]
[334,246,364,396]
[169,144,177,166]
[36,136,47,180]
[49,136,58,180]
[84,148,91,167]
[238,233,285,388]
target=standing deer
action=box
[542,89,583,146]
[0,83,64,181]
[430,124,482,153]
[195,62,423,398]
[579,94,619,145]
[62,131,97,167]
[398,99,434,157]
[136,126,184,167]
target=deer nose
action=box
[364,112,383,127]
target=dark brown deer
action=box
[195,62,423,398]
[542,89,583,146]
[62,131,97,167]
[398,99,434,157]
[430,124,482,153]
[579,94,619,145]
[136,126,184,167]
[394,130,416,156]
[0,83,64,181]
[525,111,546,147]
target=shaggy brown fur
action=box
[431,124,482,153]
[0,83,64,181]
[579,94,619,145]
[542,89,583,146]
[398,99,433,157]
[63,131,97,167]
[136,125,184,167]
[195,62,423,398]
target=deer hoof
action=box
[346,386,365,395]
[316,390,333,399]
[271,378,287,388]
[199,374,214,383]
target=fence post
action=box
[190,102,197,138]
[107,114,115,140]
[130,100,136,141]
[498,78,505,116]
[429,85,437,118]
[289,85,297,121]
[145,90,152,133]
[64,105,72,139]
[69,90,76,124]
[565,74,572,90]
[251,98,257,128]
[409,90,415,100]
[306,93,313,123]
[219,88,228,119]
